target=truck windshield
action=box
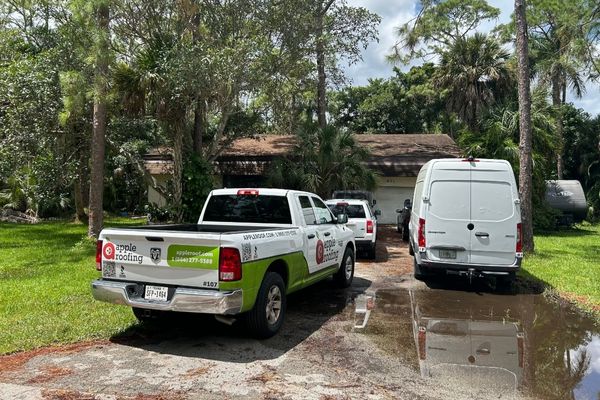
[203,195,292,224]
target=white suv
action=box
[326,199,379,259]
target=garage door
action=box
[373,186,415,224]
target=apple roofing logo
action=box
[316,239,324,264]
[103,242,115,260]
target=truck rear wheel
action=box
[246,272,286,339]
[334,247,355,288]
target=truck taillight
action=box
[219,247,242,281]
[418,218,426,250]
[366,220,374,234]
[517,333,524,368]
[516,223,523,255]
[418,326,427,360]
[95,240,103,271]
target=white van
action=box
[409,158,522,284]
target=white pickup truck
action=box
[92,188,355,338]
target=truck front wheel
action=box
[246,272,286,339]
[334,247,355,288]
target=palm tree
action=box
[268,123,376,198]
[435,33,512,132]
[515,0,534,252]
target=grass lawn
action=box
[523,223,600,309]
[0,217,144,355]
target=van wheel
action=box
[413,258,428,281]
[246,272,286,339]
[334,247,355,288]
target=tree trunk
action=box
[193,96,206,155]
[552,70,564,179]
[74,146,88,223]
[315,11,327,129]
[515,0,534,253]
[172,122,184,223]
[88,3,110,238]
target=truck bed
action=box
[116,224,296,234]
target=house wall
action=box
[373,176,417,225]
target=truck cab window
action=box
[311,197,333,224]
[298,195,317,225]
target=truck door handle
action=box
[475,232,489,238]
[324,232,331,236]
[307,234,315,239]
[476,348,491,355]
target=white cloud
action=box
[342,0,600,116]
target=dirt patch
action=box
[0,340,108,377]
[41,388,97,400]
[27,365,73,384]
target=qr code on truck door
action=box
[103,261,116,278]
[241,242,252,262]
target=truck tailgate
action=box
[100,228,221,289]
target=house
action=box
[144,134,461,224]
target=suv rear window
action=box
[327,204,366,218]
[203,195,292,224]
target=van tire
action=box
[334,247,355,288]
[408,243,414,256]
[246,272,286,339]
[413,258,428,281]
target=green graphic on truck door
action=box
[167,245,219,269]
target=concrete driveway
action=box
[1,226,598,400]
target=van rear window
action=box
[471,181,514,221]
[203,195,292,224]
[429,181,470,220]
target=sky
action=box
[344,0,600,117]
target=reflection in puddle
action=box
[355,288,600,399]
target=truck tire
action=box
[246,272,286,339]
[408,242,414,256]
[334,247,355,288]
[401,226,409,242]
[366,242,376,260]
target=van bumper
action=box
[91,279,243,315]
[419,256,522,275]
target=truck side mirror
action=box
[337,214,348,224]
[372,199,377,205]
[374,209,382,216]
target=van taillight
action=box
[95,240,103,271]
[517,333,524,368]
[418,326,427,360]
[516,223,523,255]
[418,218,426,250]
[219,247,242,281]
[366,220,374,234]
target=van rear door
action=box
[469,167,518,265]
[426,162,471,264]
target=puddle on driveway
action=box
[354,287,600,400]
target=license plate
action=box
[144,285,168,301]
[439,250,457,259]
